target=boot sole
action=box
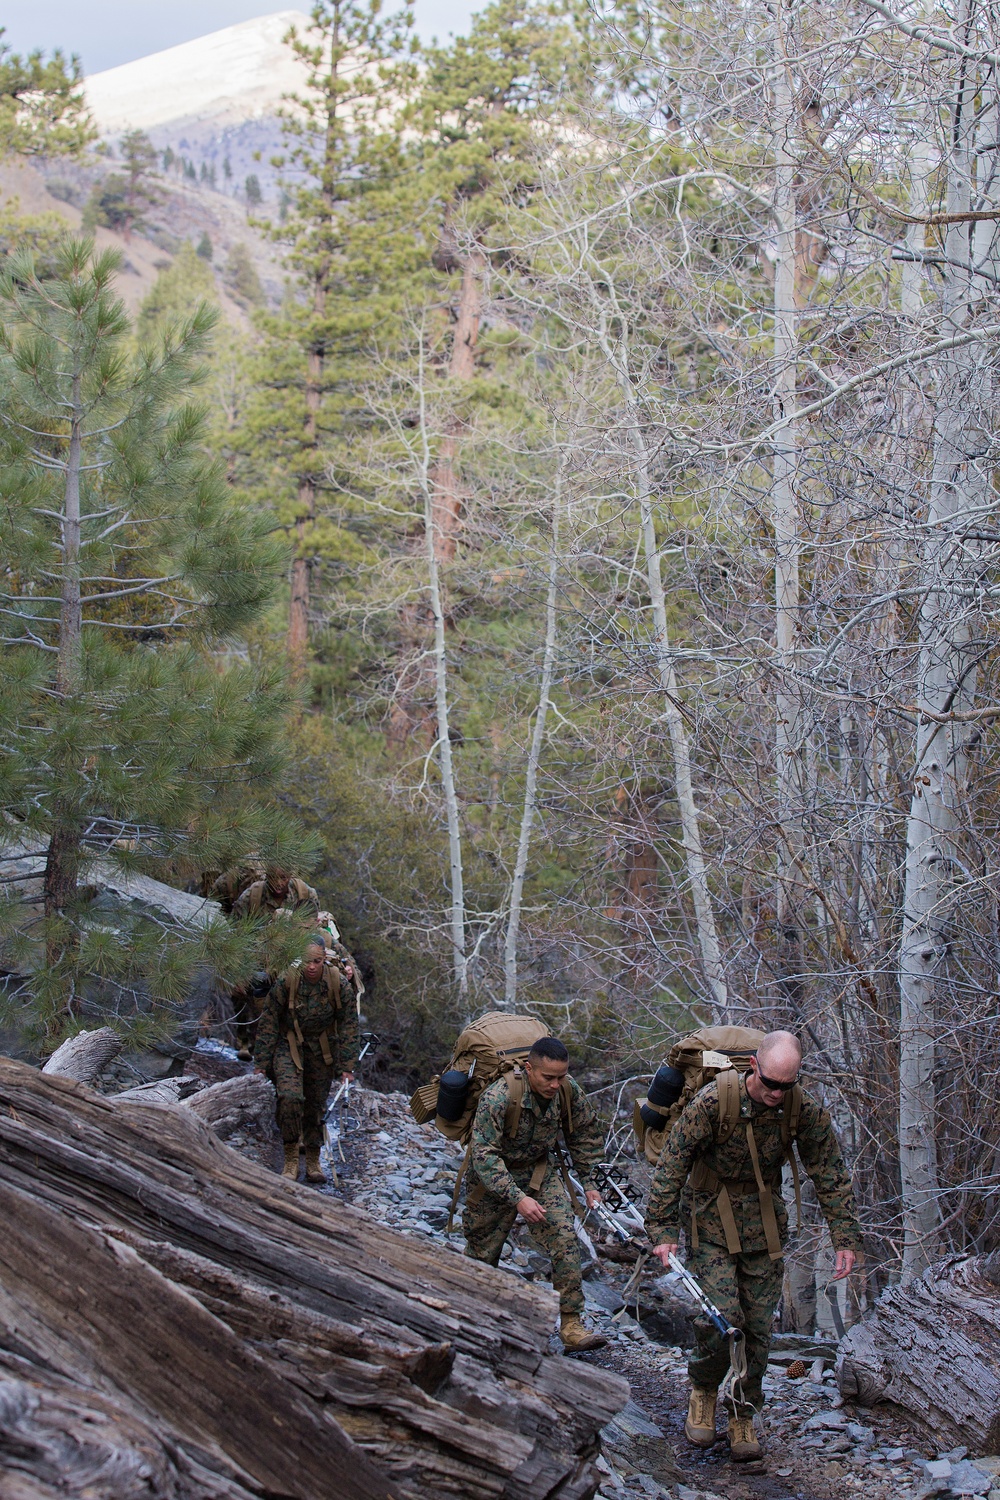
[561,1336,608,1351]
[730,1448,762,1462]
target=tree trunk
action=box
[44,370,86,987]
[837,1254,1000,1453]
[41,1025,123,1084]
[287,308,323,670]
[503,455,563,1008]
[628,407,728,1016]
[898,17,992,1276]
[0,1058,627,1498]
[388,247,483,749]
[770,5,807,1020]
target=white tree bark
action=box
[625,396,729,1017]
[899,22,995,1275]
[503,455,565,1010]
[415,338,467,995]
[589,293,728,1015]
[770,3,807,1015]
[42,1026,123,1084]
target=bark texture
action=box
[836,1255,1000,1451]
[41,1025,123,1084]
[0,1058,626,1499]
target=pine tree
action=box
[0,33,92,157]
[262,0,416,670]
[0,239,296,1043]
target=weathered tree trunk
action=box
[898,15,994,1276]
[0,1058,625,1498]
[41,1025,123,1084]
[769,4,807,1021]
[503,454,564,1009]
[837,1255,1000,1452]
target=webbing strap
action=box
[528,1157,548,1194]
[505,1071,526,1137]
[447,1140,473,1232]
[745,1121,783,1261]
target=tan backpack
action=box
[633,1026,768,1164]
[410,1010,550,1143]
[635,1025,804,1261]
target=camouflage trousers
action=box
[463,1164,584,1318]
[686,1239,784,1417]
[268,1039,336,1148]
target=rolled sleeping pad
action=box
[640,1064,686,1130]
[647,1063,685,1109]
[435,1068,471,1122]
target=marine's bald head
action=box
[756,1030,802,1077]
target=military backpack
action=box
[410,1010,577,1230]
[634,1025,803,1261]
[410,1010,552,1143]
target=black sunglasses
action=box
[753,1057,799,1092]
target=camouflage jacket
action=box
[255,966,359,1075]
[470,1073,605,1207]
[645,1073,860,1254]
[232,877,319,922]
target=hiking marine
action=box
[255,937,359,1185]
[646,1030,860,1462]
[465,1035,609,1352]
[229,866,321,1059]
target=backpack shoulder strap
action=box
[782,1083,803,1146]
[504,1071,526,1137]
[558,1076,574,1138]
[286,966,300,1010]
[715,1067,742,1144]
[324,963,342,1009]
[290,877,311,904]
[245,881,264,914]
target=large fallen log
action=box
[836,1254,1000,1451]
[0,1058,627,1499]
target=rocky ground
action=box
[298,1082,1000,1500]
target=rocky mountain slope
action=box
[85,11,312,198]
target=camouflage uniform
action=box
[255,965,360,1148]
[229,876,320,1054]
[645,1073,860,1416]
[465,1074,604,1318]
[232,875,319,922]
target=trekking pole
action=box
[323,1034,377,1174]
[667,1252,748,1408]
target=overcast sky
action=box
[2,0,478,75]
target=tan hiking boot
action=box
[559,1316,608,1352]
[281,1143,299,1179]
[304,1147,326,1184]
[728,1414,761,1461]
[684,1386,718,1447]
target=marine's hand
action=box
[832,1248,856,1280]
[517,1195,547,1224]
[585,1189,602,1210]
[652,1242,678,1269]
[341,1071,354,1084]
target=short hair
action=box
[304,934,327,954]
[528,1036,569,1064]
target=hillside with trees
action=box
[3,0,1000,1304]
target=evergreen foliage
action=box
[0,30,93,157]
[0,239,300,1045]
